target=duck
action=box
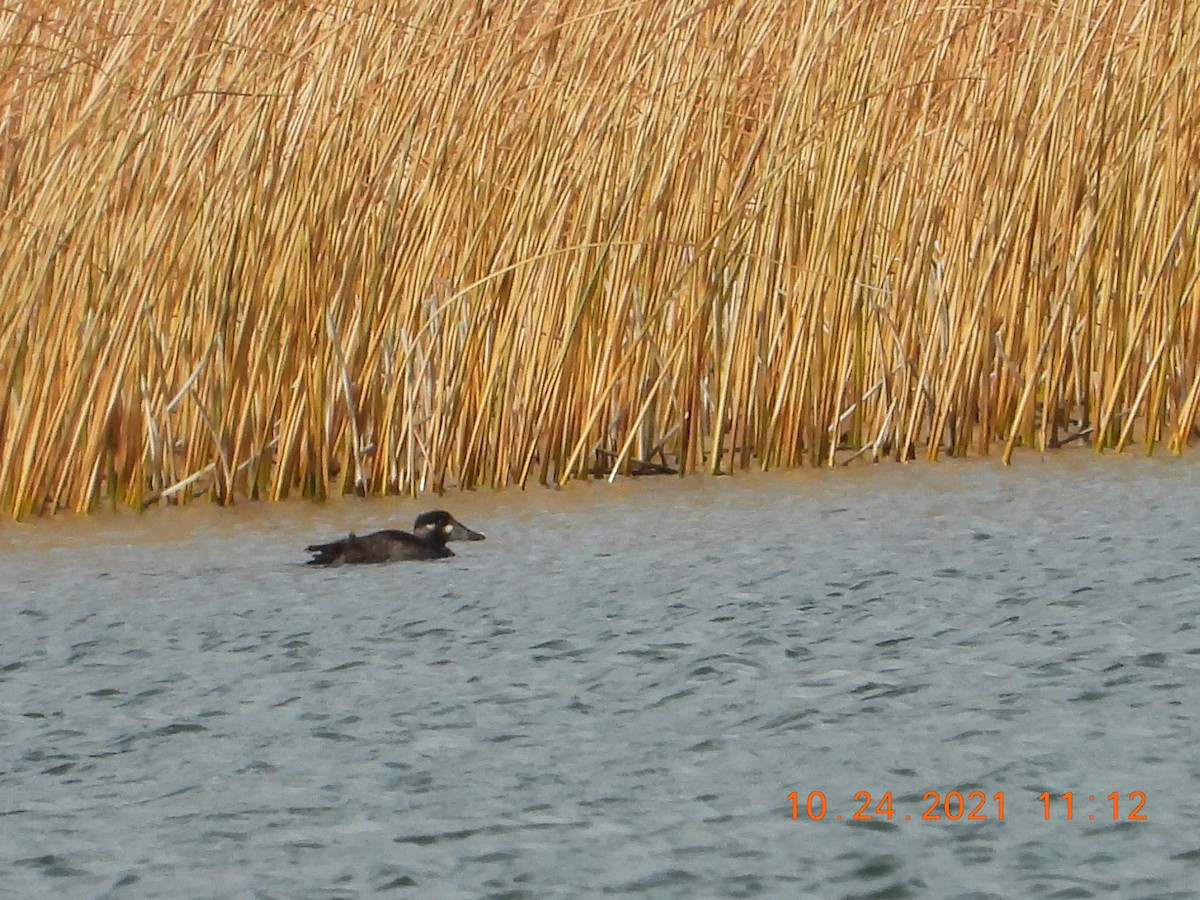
[305,510,486,565]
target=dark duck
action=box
[305,510,486,565]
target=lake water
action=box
[1,453,1198,898]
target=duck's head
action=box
[412,510,486,543]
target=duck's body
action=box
[305,510,485,565]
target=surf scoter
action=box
[305,510,485,565]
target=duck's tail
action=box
[305,533,356,566]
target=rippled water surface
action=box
[2,454,1199,899]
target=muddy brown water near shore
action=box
[1,454,1198,898]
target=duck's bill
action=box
[449,522,486,541]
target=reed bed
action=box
[1,0,1198,518]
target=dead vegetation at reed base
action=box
[1,0,1199,517]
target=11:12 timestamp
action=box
[788,790,1148,822]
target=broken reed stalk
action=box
[1,0,1199,519]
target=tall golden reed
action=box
[1,0,1198,517]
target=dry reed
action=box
[1,0,1198,518]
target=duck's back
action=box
[361,529,453,561]
[306,529,454,565]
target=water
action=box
[2,453,1198,898]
